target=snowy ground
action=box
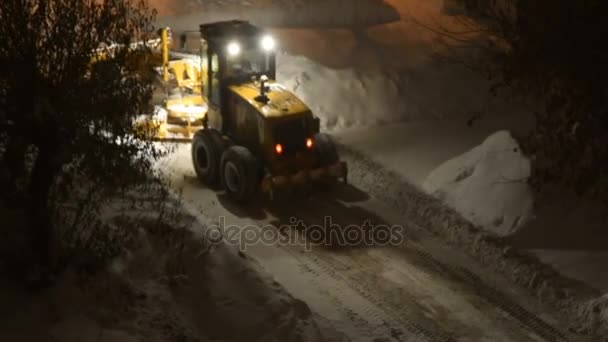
[0,197,343,342]
[3,1,605,341]
[329,96,608,296]
[155,144,590,341]
[150,0,608,336]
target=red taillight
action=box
[275,143,283,154]
[306,138,314,149]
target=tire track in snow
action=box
[408,245,569,342]
[336,144,580,341]
[279,240,456,342]
[264,187,568,341]
[158,144,579,342]
[265,195,457,341]
[288,251,416,341]
[170,182,423,340]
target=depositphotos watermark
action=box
[205,216,405,251]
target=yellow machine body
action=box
[191,20,347,199]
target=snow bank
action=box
[154,0,400,31]
[422,130,533,236]
[340,144,607,337]
[277,53,409,130]
[276,50,522,131]
[576,295,608,336]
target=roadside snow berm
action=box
[423,130,533,236]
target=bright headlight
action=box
[227,41,241,56]
[261,35,275,51]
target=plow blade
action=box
[261,161,348,198]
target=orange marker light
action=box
[306,138,314,149]
[275,143,283,154]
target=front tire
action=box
[192,129,225,185]
[220,146,258,203]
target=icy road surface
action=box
[156,144,588,342]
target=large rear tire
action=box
[314,133,339,167]
[192,129,225,186]
[314,133,341,190]
[220,146,259,203]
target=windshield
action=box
[226,47,273,80]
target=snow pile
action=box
[153,0,400,31]
[275,51,520,131]
[422,130,533,236]
[277,53,409,130]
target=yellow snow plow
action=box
[189,20,347,202]
[141,93,207,141]
[133,27,208,141]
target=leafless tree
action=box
[413,0,608,203]
[0,0,163,279]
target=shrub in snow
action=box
[423,130,533,236]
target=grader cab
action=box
[190,20,347,202]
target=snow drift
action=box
[423,130,534,236]
[276,49,524,131]
[277,53,409,130]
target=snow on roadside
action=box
[278,53,409,130]
[338,143,608,337]
[422,130,534,236]
[576,294,608,336]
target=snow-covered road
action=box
[143,1,606,339]
[155,144,586,342]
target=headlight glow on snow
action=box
[227,41,241,56]
[261,35,275,51]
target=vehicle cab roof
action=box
[199,20,265,46]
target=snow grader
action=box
[133,27,208,140]
[187,20,347,202]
